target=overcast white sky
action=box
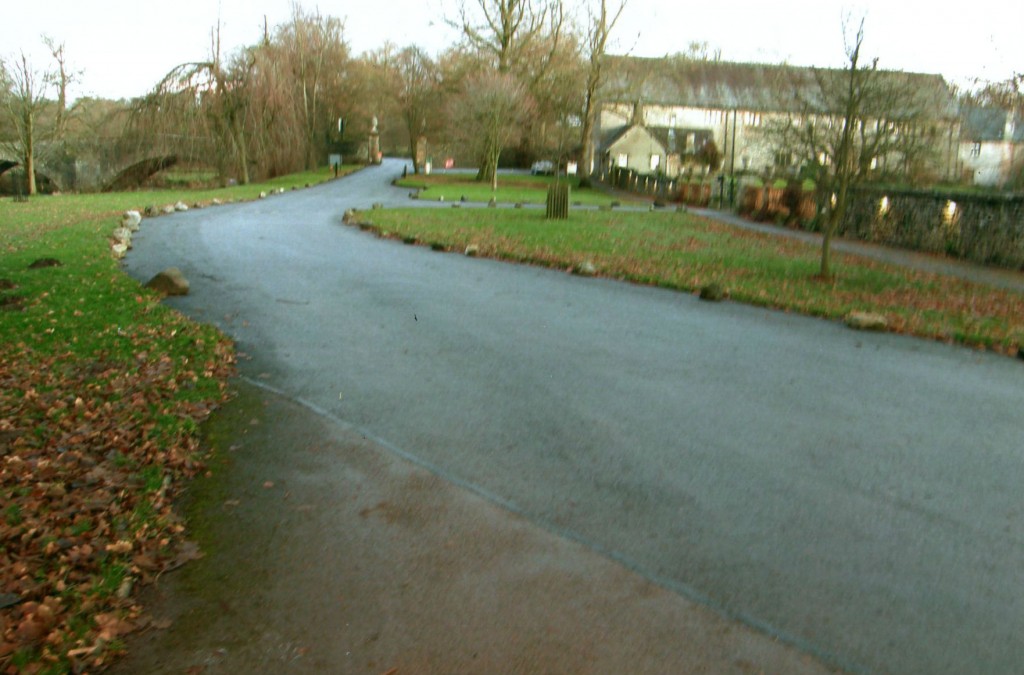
[1,0,1020,101]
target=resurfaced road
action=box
[126,160,1024,674]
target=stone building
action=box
[958,106,1023,188]
[593,56,961,183]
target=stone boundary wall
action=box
[842,188,1024,270]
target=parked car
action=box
[530,160,555,175]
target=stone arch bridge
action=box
[0,146,184,194]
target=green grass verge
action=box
[351,206,1024,354]
[396,172,638,206]
[0,165,356,672]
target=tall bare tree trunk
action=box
[820,22,863,280]
[478,143,498,184]
[24,115,36,195]
[580,1,626,186]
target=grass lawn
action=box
[396,172,639,207]
[0,165,355,673]
[350,206,1024,355]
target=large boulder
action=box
[111,243,128,260]
[145,267,190,296]
[174,201,189,212]
[121,210,142,231]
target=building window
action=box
[774,152,792,168]
[650,154,661,172]
[970,142,981,157]
[617,153,628,168]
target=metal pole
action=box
[729,109,738,206]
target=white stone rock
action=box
[464,245,479,257]
[211,198,223,206]
[161,205,175,215]
[174,201,189,212]
[121,210,142,231]
[111,243,128,259]
[845,311,888,331]
[111,227,133,246]
[259,191,268,199]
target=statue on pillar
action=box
[368,115,381,165]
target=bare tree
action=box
[579,0,627,185]
[0,49,52,192]
[128,24,253,184]
[244,36,306,177]
[967,73,1024,112]
[456,0,564,74]
[124,9,354,185]
[454,0,564,182]
[453,71,534,191]
[351,44,405,158]
[391,46,441,174]
[278,4,349,169]
[767,19,947,278]
[44,38,73,140]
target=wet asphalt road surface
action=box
[125,160,1024,674]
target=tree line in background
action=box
[0,0,1021,200]
[0,0,632,194]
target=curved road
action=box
[126,160,1024,674]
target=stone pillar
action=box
[368,133,381,165]
[415,137,427,171]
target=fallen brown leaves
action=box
[0,336,234,673]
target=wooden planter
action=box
[685,183,702,205]
[765,187,785,217]
[797,194,817,223]
[740,186,765,215]
[699,184,712,207]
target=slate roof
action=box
[602,124,713,155]
[961,105,1024,142]
[601,124,630,149]
[600,56,958,119]
[650,127,712,153]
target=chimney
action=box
[631,99,645,126]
